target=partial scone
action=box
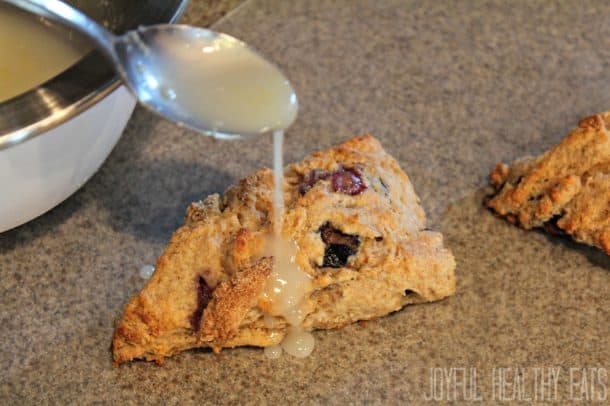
[113,135,456,365]
[486,112,610,254]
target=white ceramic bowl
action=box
[0,86,135,232]
[0,0,187,233]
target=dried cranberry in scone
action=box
[300,167,367,196]
[299,169,331,194]
[319,223,360,268]
[189,276,213,331]
[331,167,366,195]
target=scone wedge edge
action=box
[113,135,456,365]
[486,113,610,254]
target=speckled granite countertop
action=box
[1,0,609,404]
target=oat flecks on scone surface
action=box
[112,135,456,365]
[486,113,610,254]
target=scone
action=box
[486,113,610,254]
[113,135,456,365]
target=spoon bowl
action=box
[115,25,298,139]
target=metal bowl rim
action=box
[0,0,189,151]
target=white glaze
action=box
[135,31,298,136]
[281,327,315,358]
[262,235,311,326]
[0,4,89,102]
[263,345,282,359]
[138,264,155,280]
[262,131,315,359]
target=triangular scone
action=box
[113,135,456,365]
[486,113,610,254]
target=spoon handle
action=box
[4,0,119,63]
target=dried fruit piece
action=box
[189,276,213,331]
[299,169,331,194]
[331,168,367,195]
[323,245,357,267]
[300,167,367,196]
[319,223,360,268]
[543,215,566,236]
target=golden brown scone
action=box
[113,135,456,365]
[486,113,610,254]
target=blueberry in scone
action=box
[486,113,610,254]
[112,135,456,365]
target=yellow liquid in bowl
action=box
[0,4,89,103]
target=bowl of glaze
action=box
[0,0,188,233]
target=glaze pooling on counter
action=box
[138,264,155,280]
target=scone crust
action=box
[486,113,610,253]
[113,135,456,365]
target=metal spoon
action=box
[5,0,298,139]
